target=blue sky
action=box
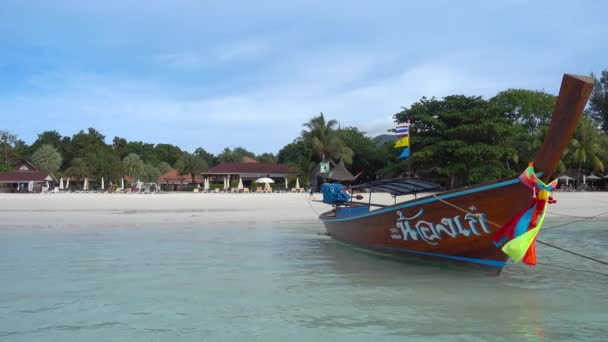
[1,0,607,155]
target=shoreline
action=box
[1,192,607,228]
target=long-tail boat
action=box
[318,74,594,273]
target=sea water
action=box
[0,220,607,341]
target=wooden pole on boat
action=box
[533,74,594,182]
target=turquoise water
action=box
[1,220,607,341]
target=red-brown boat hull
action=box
[321,178,532,271]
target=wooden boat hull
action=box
[320,178,532,271]
[319,74,594,272]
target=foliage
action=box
[123,153,145,180]
[490,89,556,133]
[158,161,172,175]
[142,163,162,183]
[65,158,89,178]
[277,138,310,177]
[588,70,608,133]
[154,144,183,166]
[256,152,277,163]
[217,147,255,163]
[301,112,353,173]
[0,130,18,165]
[175,153,207,183]
[194,147,216,166]
[32,144,62,173]
[394,95,517,188]
[336,127,390,183]
[566,116,605,182]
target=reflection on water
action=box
[0,220,606,341]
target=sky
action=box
[1,0,607,155]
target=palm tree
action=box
[568,117,605,183]
[176,153,208,183]
[32,144,62,173]
[301,113,353,172]
[122,153,145,181]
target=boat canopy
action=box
[350,178,443,196]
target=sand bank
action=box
[0,192,607,228]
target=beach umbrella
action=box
[604,174,608,179]
[557,175,573,186]
[65,177,70,189]
[101,177,105,190]
[295,177,300,190]
[586,174,601,180]
[237,177,243,190]
[137,179,142,191]
[223,177,227,190]
[583,175,586,185]
[285,178,288,189]
[121,177,124,190]
[254,177,275,184]
[204,177,210,191]
[59,177,64,190]
[28,181,34,192]
[84,178,89,190]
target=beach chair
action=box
[256,186,262,193]
[193,188,199,193]
[244,188,250,193]
[291,188,297,192]
[212,188,219,193]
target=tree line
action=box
[2,70,607,189]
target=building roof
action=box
[0,171,55,183]
[158,169,202,184]
[327,160,356,181]
[14,160,38,171]
[207,162,293,174]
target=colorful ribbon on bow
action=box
[492,162,558,266]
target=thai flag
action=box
[395,125,409,137]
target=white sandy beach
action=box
[1,191,607,228]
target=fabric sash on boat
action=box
[492,162,558,266]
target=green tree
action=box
[123,153,145,180]
[588,70,608,133]
[277,138,310,177]
[256,152,277,163]
[567,116,605,183]
[0,130,18,165]
[158,161,172,175]
[490,89,557,133]
[394,95,517,188]
[194,147,216,166]
[336,127,389,182]
[301,112,353,172]
[31,144,62,173]
[65,158,89,179]
[143,163,162,183]
[217,147,255,163]
[154,143,183,166]
[175,154,208,183]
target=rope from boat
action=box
[430,193,608,270]
[307,194,321,217]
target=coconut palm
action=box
[175,153,207,183]
[31,144,62,173]
[122,153,145,181]
[301,113,353,171]
[568,117,605,183]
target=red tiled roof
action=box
[159,169,202,183]
[0,171,53,182]
[207,163,293,174]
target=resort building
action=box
[158,169,203,191]
[202,158,294,188]
[0,160,57,193]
